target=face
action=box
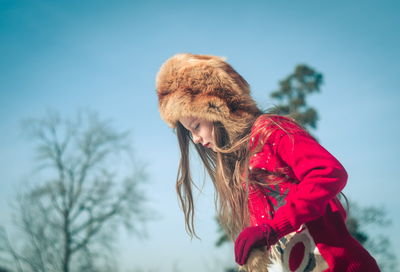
[179,116,215,151]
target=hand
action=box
[234,224,277,266]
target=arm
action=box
[235,117,347,265]
[269,129,348,237]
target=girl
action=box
[156,53,380,272]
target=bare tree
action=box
[0,110,149,272]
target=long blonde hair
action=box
[175,113,304,239]
[175,109,258,238]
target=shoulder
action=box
[252,114,305,132]
[249,114,310,149]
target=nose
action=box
[192,134,202,144]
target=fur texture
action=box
[239,229,329,272]
[156,53,261,139]
[239,248,271,272]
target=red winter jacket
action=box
[246,115,380,272]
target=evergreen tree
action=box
[269,64,323,131]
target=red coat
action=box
[246,115,380,272]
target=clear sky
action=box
[1,0,399,271]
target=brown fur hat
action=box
[156,53,261,138]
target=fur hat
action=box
[156,53,261,138]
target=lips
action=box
[203,143,210,148]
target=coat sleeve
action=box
[266,125,348,238]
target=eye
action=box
[194,123,200,131]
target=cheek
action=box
[200,128,211,141]
[207,127,214,142]
[207,131,213,141]
[200,122,214,142]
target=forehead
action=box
[179,116,198,128]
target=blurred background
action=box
[1,0,399,271]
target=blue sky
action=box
[1,0,399,271]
